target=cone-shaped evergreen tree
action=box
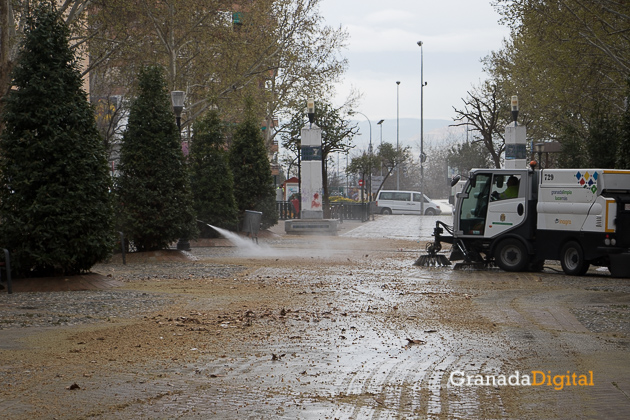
[229,100,278,229]
[0,2,114,277]
[189,110,238,237]
[116,65,197,251]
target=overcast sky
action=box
[318,0,511,122]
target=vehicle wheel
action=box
[381,208,392,215]
[425,208,436,215]
[560,241,589,276]
[495,238,529,272]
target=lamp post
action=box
[534,143,544,168]
[350,111,372,202]
[171,91,184,130]
[511,95,519,126]
[346,151,349,198]
[377,119,384,176]
[417,41,427,215]
[170,90,190,251]
[307,98,315,127]
[396,81,400,190]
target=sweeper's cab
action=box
[453,169,535,240]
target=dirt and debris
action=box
[1,218,629,419]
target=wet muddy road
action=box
[1,216,629,419]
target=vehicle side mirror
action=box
[496,176,504,189]
[450,175,461,187]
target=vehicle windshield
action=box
[459,174,491,235]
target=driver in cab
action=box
[499,176,519,199]
[491,176,519,200]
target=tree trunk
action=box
[322,158,330,218]
[0,0,14,129]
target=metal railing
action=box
[329,203,370,222]
[276,201,370,222]
[277,201,300,220]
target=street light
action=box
[171,91,185,131]
[349,111,373,202]
[511,95,519,126]
[307,98,315,127]
[396,81,400,190]
[170,90,190,251]
[534,142,544,168]
[377,119,384,176]
[417,41,427,215]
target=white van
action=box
[375,190,442,215]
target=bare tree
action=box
[452,81,510,168]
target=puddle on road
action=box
[106,251,514,419]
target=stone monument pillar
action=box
[300,123,324,219]
[284,99,337,234]
[504,95,527,169]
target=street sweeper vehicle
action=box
[416,165,630,278]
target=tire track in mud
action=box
[332,350,437,418]
[419,344,507,419]
[323,263,512,419]
[329,333,510,419]
[328,295,413,419]
[423,353,458,417]
[333,352,405,418]
[446,353,509,419]
[316,270,435,419]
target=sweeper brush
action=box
[414,242,451,267]
[414,221,495,269]
[414,221,453,267]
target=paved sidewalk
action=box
[270,214,452,241]
[341,214,447,241]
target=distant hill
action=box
[351,118,467,154]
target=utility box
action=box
[242,210,262,243]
